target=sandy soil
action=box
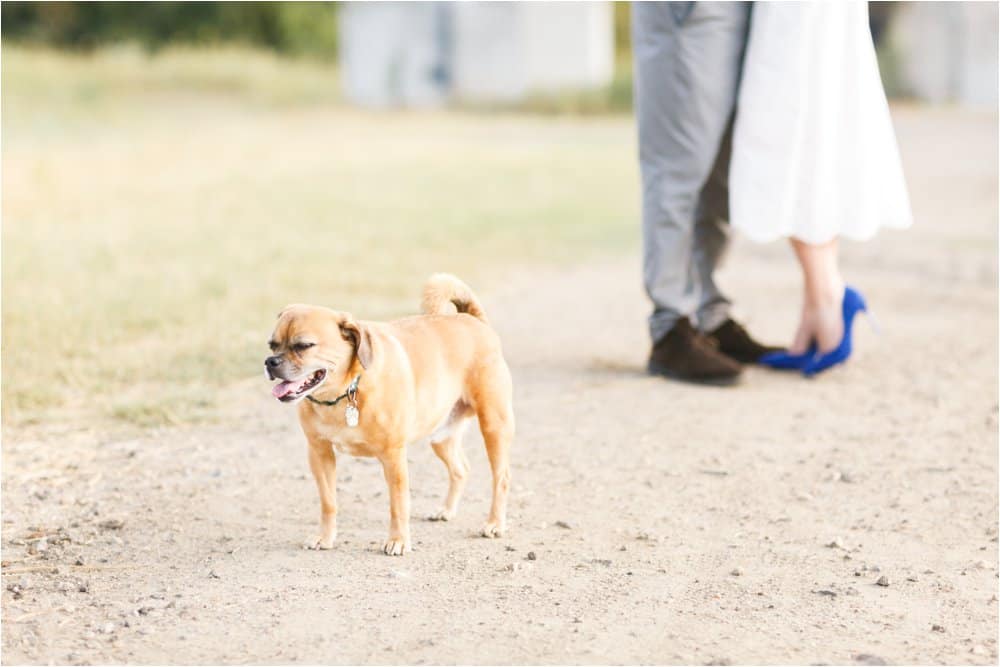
[2,107,997,665]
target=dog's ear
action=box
[340,317,373,369]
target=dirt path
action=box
[3,107,997,665]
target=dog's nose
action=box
[265,356,282,369]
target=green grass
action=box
[2,45,639,434]
[1,43,344,113]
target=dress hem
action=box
[733,220,914,245]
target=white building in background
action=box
[884,1,998,107]
[338,1,614,108]
[338,1,998,110]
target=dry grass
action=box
[1,45,639,433]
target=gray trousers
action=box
[632,1,751,343]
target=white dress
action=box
[729,2,913,244]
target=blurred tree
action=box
[613,1,631,59]
[0,2,340,58]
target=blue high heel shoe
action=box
[760,345,816,371]
[802,286,870,377]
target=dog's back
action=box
[385,274,503,387]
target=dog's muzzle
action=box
[265,355,283,381]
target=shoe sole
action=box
[647,362,742,387]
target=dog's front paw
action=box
[304,534,337,550]
[428,507,456,522]
[382,536,411,556]
[480,520,506,538]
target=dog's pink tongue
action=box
[272,381,296,399]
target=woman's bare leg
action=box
[789,238,845,354]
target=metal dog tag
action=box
[345,405,359,428]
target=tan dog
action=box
[265,274,514,556]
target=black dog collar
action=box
[306,374,361,407]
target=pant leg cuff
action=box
[697,307,731,333]
[649,313,681,345]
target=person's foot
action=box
[707,318,782,364]
[648,318,742,386]
[802,286,869,377]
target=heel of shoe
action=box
[846,286,878,335]
[864,308,882,336]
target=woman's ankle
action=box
[804,278,845,309]
[811,302,845,352]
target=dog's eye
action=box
[268,340,278,352]
[292,342,315,352]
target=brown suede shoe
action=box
[648,318,742,386]
[707,318,782,364]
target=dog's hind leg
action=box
[475,366,514,538]
[428,417,471,522]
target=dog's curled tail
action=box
[422,273,489,326]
